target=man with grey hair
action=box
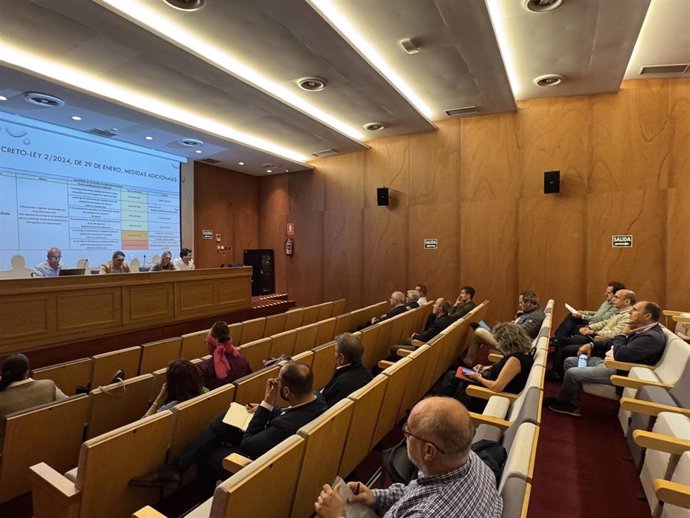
[314,397,502,517]
[320,333,372,406]
[370,291,408,325]
[405,290,420,309]
[32,247,67,277]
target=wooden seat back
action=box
[284,308,305,330]
[356,326,380,369]
[264,313,287,336]
[316,302,334,322]
[300,305,320,326]
[333,313,352,336]
[33,358,91,396]
[90,346,141,388]
[0,395,89,503]
[291,400,354,518]
[293,323,319,355]
[331,298,346,317]
[139,337,182,374]
[239,317,266,345]
[228,322,243,346]
[339,375,388,477]
[372,357,413,446]
[238,337,272,372]
[311,341,337,391]
[209,436,305,518]
[86,374,154,439]
[314,317,337,347]
[180,329,210,360]
[269,329,298,359]
[292,350,315,367]
[233,365,282,405]
[399,345,432,419]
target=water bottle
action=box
[578,354,588,368]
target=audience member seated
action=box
[0,354,68,438]
[464,290,544,367]
[173,248,195,271]
[369,292,408,326]
[196,321,252,390]
[130,361,327,495]
[414,284,428,306]
[405,290,420,309]
[675,313,690,343]
[547,289,635,381]
[320,333,373,407]
[149,250,175,271]
[314,397,502,518]
[412,298,453,343]
[99,250,131,274]
[546,301,665,417]
[448,286,477,320]
[32,247,66,277]
[553,280,625,338]
[440,323,534,412]
[144,359,204,417]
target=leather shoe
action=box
[129,468,182,489]
[545,370,562,382]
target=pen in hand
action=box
[355,482,360,495]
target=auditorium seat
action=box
[371,357,413,446]
[315,301,334,322]
[238,317,266,345]
[237,337,272,371]
[310,341,337,391]
[180,329,210,360]
[227,322,243,346]
[333,312,352,336]
[30,410,173,518]
[139,337,182,374]
[284,308,305,330]
[232,364,282,405]
[263,312,287,336]
[33,358,91,396]
[269,329,298,359]
[354,325,380,369]
[86,374,153,439]
[291,350,314,367]
[331,298,346,317]
[314,317,336,347]
[0,395,89,503]
[397,344,433,420]
[90,346,141,388]
[652,451,690,518]
[300,304,320,326]
[293,322,319,355]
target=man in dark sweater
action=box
[548,301,666,417]
[412,298,454,343]
[448,286,478,320]
[321,333,373,406]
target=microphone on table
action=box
[142,254,146,267]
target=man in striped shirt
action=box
[314,397,503,518]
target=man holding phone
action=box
[131,361,327,495]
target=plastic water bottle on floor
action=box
[578,354,588,368]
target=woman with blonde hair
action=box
[196,321,252,390]
[440,322,534,411]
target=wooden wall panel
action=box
[288,170,325,212]
[285,211,324,306]
[459,199,518,323]
[323,210,364,311]
[666,188,690,310]
[124,284,174,323]
[586,189,666,307]
[318,153,365,210]
[590,82,671,193]
[669,81,690,188]
[0,296,52,340]
[364,136,410,208]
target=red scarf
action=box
[206,331,240,379]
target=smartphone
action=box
[455,366,475,378]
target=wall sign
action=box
[424,239,439,249]
[287,222,295,236]
[611,235,633,248]
[202,229,213,240]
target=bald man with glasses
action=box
[32,247,66,277]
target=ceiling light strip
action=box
[96,0,364,141]
[485,0,520,100]
[308,0,433,120]
[0,43,308,163]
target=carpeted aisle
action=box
[528,380,651,518]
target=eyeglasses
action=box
[402,423,446,455]
[48,255,61,259]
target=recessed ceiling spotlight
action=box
[179,137,204,147]
[533,74,564,87]
[163,0,205,11]
[523,0,563,13]
[297,77,327,92]
[23,91,65,108]
[285,169,290,173]
[364,122,386,132]
[111,127,119,132]
[194,149,203,154]
[238,161,245,166]
[145,135,154,140]
[0,95,7,101]
[266,169,273,173]
[71,115,82,121]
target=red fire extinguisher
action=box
[284,237,294,256]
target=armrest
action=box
[619,398,690,419]
[654,478,690,509]
[396,349,413,358]
[487,353,504,363]
[673,315,690,324]
[132,506,169,518]
[29,462,80,500]
[633,430,690,456]
[378,360,394,369]
[610,375,671,390]
[466,385,518,402]
[469,412,512,431]
[29,462,81,518]
[604,359,655,372]
[411,339,425,347]
[223,453,252,474]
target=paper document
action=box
[222,402,254,431]
[333,476,378,518]
[565,303,578,314]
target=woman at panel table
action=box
[150,250,175,271]
[145,358,204,416]
[440,322,534,412]
[196,321,252,390]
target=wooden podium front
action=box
[0,267,252,356]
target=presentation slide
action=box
[0,113,185,278]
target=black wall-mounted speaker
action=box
[377,187,390,206]
[544,170,560,194]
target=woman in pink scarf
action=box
[196,321,252,390]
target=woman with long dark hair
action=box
[196,321,252,390]
[145,359,204,416]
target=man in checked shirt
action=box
[314,397,503,517]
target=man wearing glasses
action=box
[32,247,66,277]
[315,397,502,517]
